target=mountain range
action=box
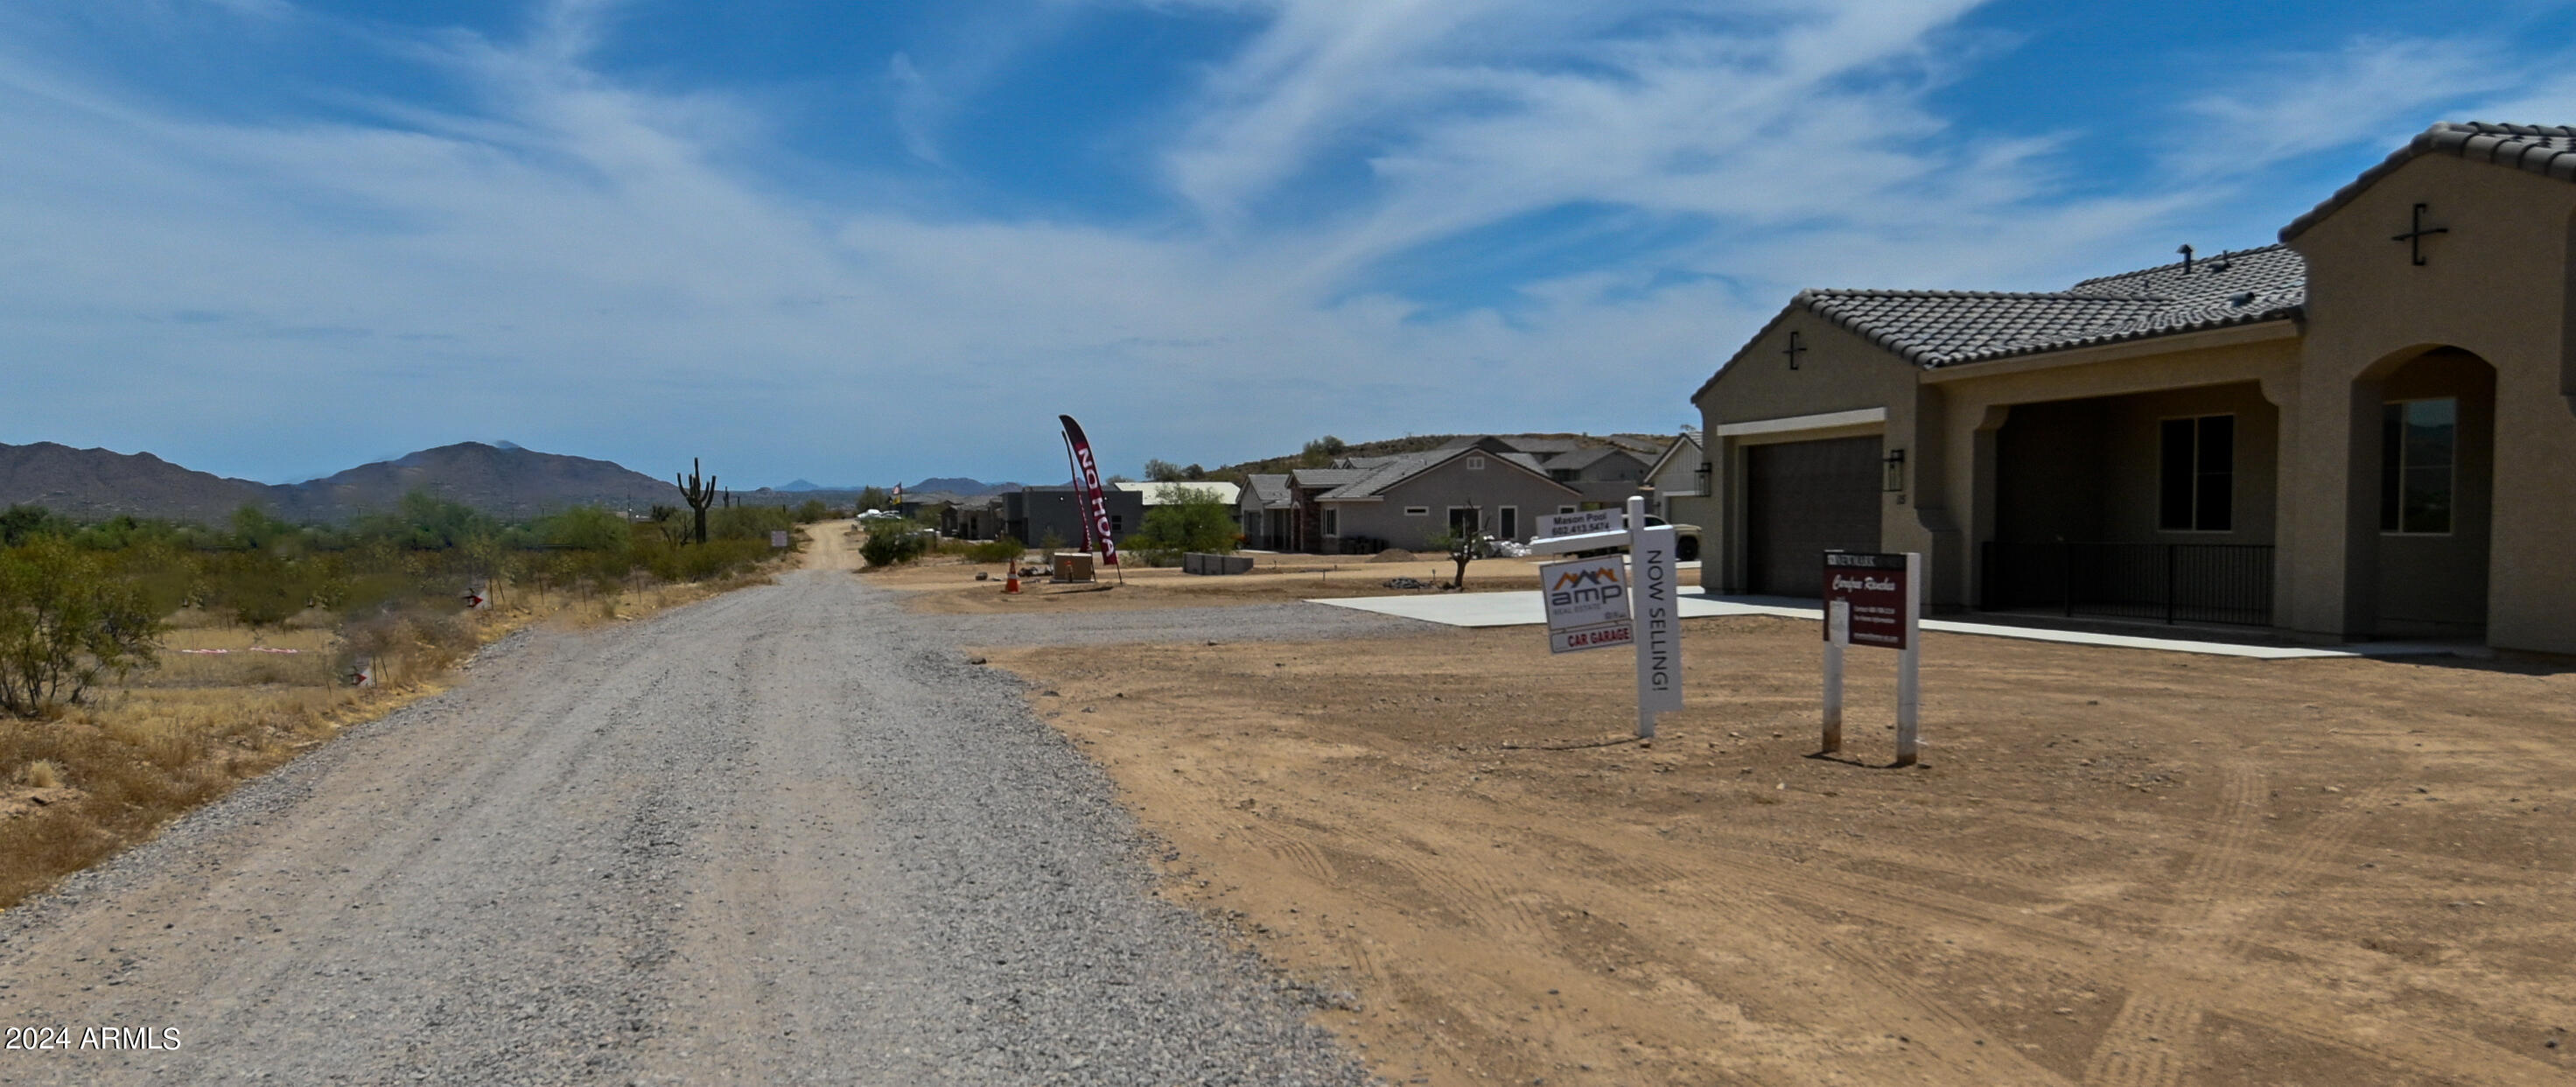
[0,441,678,524]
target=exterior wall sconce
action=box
[1882,448,1907,494]
[1693,460,1712,489]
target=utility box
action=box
[1182,553,1254,575]
[1051,552,1096,583]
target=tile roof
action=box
[1311,448,1578,501]
[1245,473,1293,507]
[2282,121,2576,242]
[1291,467,1368,489]
[1542,446,1634,471]
[1783,243,2306,369]
[1316,452,1445,500]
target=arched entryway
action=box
[2352,347,2497,637]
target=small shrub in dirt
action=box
[963,537,1024,564]
[0,538,164,716]
[859,522,931,567]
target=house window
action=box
[1466,456,1486,470]
[1558,506,1575,515]
[2158,415,2234,531]
[1447,508,1478,536]
[1110,515,1124,535]
[1498,507,1518,539]
[1323,508,1338,536]
[1404,506,1429,516]
[2381,398,2456,534]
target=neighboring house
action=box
[1690,121,2576,654]
[945,495,1006,541]
[1000,486,1144,551]
[1539,445,1656,506]
[1112,480,1242,520]
[1308,447,1582,552]
[1642,429,1707,523]
[895,490,967,527]
[1239,474,1296,551]
[1286,467,1369,553]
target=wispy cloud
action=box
[2174,36,2519,177]
[0,3,2553,484]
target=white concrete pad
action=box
[1307,592,2469,660]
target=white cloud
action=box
[1,3,2532,485]
[2173,37,2519,176]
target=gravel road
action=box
[0,570,1376,1085]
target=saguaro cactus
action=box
[676,458,718,544]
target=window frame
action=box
[2380,396,2458,536]
[1498,506,1518,540]
[2156,413,2236,534]
[1403,506,1429,516]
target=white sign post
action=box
[1822,600,1848,753]
[1626,497,1681,739]
[1535,499,1685,739]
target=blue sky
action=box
[4,1,2572,487]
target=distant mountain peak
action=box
[778,479,822,492]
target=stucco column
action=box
[2281,368,2378,640]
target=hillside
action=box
[278,443,674,521]
[0,440,683,524]
[0,442,274,524]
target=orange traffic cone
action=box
[1004,571,1021,593]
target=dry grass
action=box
[0,565,783,910]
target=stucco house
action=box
[1306,446,1583,552]
[1642,428,1706,522]
[1239,473,1296,550]
[1690,121,2576,654]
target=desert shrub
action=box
[794,499,830,523]
[859,521,931,567]
[1126,486,1237,566]
[0,505,74,547]
[964,536,1024,564]
[536,506,630,552]
[0,538,164,716]
[336,606,480,683]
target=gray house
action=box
[1239,474,1295,551]
[1540,445,1656,506]
[1001,486,1144,551]
[1311,447,1583,551]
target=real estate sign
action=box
[1821,551,1910,650]
[1540,555,1631,655]
[1538,508,1622,539]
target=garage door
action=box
[1745,436,1882,598]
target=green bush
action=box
[964,536,1025,564]
[858,520,931,567]
[0,538,163,716]
[1127,486,1238,566]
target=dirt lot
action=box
[983,608,2576,1086]
[872,551,1701,614]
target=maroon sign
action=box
[1822,552,1909,649]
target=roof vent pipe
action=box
[2175,243,2194,274]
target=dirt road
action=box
[0,568,1367,1086]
